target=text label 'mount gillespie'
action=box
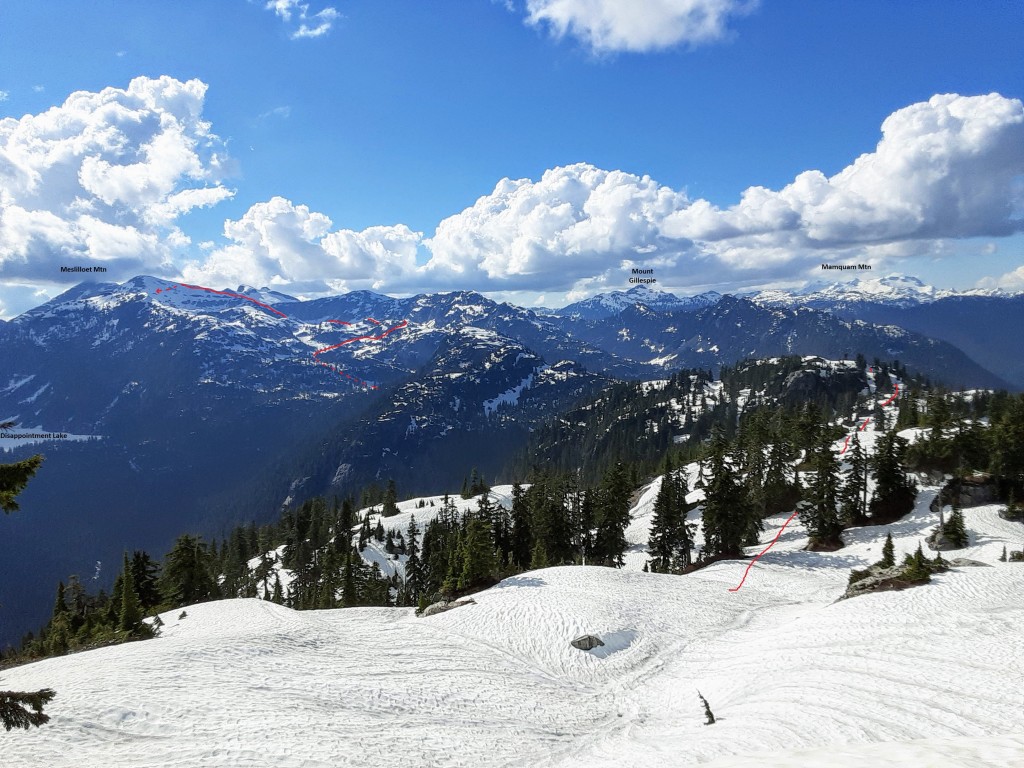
[630,267,656,285]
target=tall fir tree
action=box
[458,517,497,591]
[870,430,917,523]
[404,515,423,605]
[800,427,844,549]
[159,534,217,607]
[509,483,532,569]
[839,433,869,527]
[117,553,143,634]
[593,462,632,567]
[382,479,400,517]
[700,427,753,558]
[648,456,680,573]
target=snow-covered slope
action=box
[5,390,1024,768]
[3,493,1022,768]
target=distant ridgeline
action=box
[8,353,1023,666]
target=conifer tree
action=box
[509,483,532,569]
[118,553,143,634]
[52,581,68,619]
[902,542,932,581]
[870,430,917,523]
[0,689,56,731]
[341,553,357,607]
[648,456,694,571]
[700,427,753,558]
[159,534,217,607]
[458,517,497,591]
[801,427,844,549]
[593,462,632,567]
[0,454,43,513]
[0,448,55,730]
[529,539,549,569]
[941,502,969,549]
[382,479,400,517]
[404,515,423,605]
[879,531,895,568]
[130,551,161,611]
[648,457,679,573]
[839,434,868,527]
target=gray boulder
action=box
[419,598,476,617]
[570,634,605,651]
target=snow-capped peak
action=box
[752,273,1014,308]
[555,286,721,320]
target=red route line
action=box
[168,282,289,318]
[156,282,405,390]
[727,509,800,593]
[881,382,900,406]
[729,381,900,591]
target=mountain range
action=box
[0,272,1020,644]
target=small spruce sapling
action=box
[879,532,895,568]
[697,690,716,725]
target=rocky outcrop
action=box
[419,598,476,617]
[947,558,990,568]
[925,529,965,552]
[842,565,929,599]
[929,474,1000,513]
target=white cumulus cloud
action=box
[665,93,1024,249]
[183,197,421,294]
[523,0,756,53]
[0,76,232,296]
[179,93,1024,303]
[423,164,691,291]
[415,93,1024,296]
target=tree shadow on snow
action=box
[493,575,547,589]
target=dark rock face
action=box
[929,474,1000,513]
[570,635,605,651]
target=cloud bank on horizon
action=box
[1,75,1022,315]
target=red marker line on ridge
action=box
[156,282,404,390]
[727,509,800,592]
[174,282,289,318]
[881,382,900,406]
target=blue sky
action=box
[0,0,1022,315]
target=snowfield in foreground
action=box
[2,493,1024,767]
